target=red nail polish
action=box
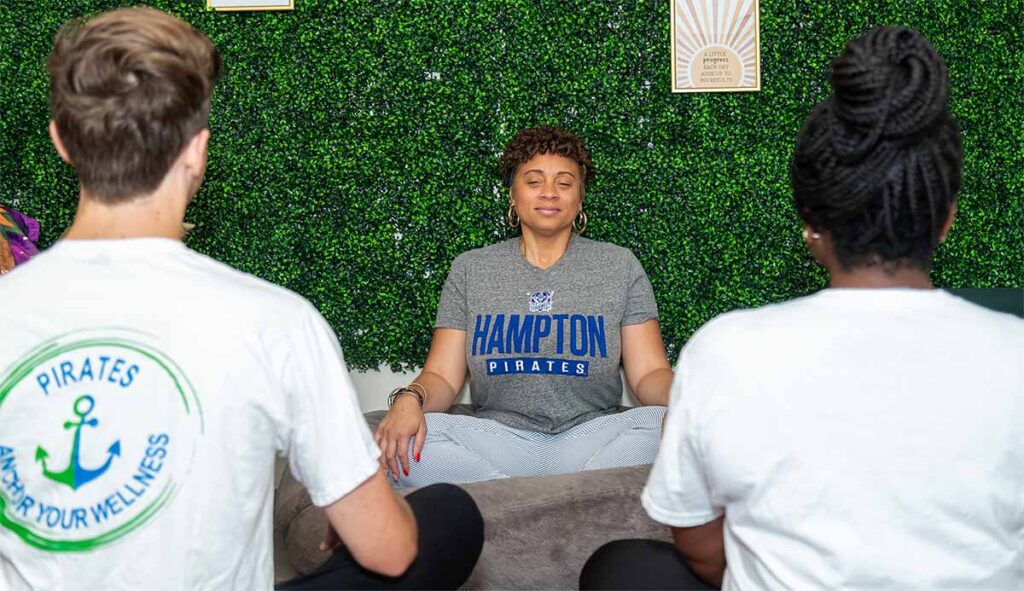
[415,451,421,462]
[403,466,409,476]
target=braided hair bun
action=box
[791,26,963,270]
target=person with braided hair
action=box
[791,25,964,278]
[580,26,1024,590]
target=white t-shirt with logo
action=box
[0,239,380,590]
[643,289,1024,590]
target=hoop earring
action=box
[573,210,587,234]
[507,202,520,228]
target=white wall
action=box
[350,368,470,411]
[350,367,636,411]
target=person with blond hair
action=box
[0,8,481,590]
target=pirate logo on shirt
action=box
[528,291,553,313]
[0,329,202,551]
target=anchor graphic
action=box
[35,394,121,490]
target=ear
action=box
[180,128,210,176]
[938,202,957,243]
[801,224,832,268]
[48,120,73,165]
[801,224,822,242]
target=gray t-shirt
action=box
[435,235,659,433]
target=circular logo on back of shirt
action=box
[0,329,202,551]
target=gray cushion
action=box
[273,412,669,589]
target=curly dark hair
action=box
[499,126,595,188]
[791,26,963,271]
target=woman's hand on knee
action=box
[374,397,428,482]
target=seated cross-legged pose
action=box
[0,9,481,590]
[375,126,674,487]
[580,26,1024,591]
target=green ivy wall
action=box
[1,1,1021,369]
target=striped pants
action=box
[393,406,666,488]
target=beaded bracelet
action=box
[387,386,424,408]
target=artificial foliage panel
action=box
[1,1,1021,370]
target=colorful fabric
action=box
[0,204,40,273]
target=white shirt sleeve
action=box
[281,305,381,507]
[641,342,722,527]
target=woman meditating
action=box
[375,126,673,486]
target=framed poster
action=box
[207,0,294,11]
[672,0,760,93]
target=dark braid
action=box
[791,26,963,270]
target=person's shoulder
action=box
[939,291,1024,340]
[180,248,319,318]
[684,295,819,354]
[450,239,516,267]
[572,237,642,270]
[0,245,89,300]
[573,236,633,258]
[0,246,55,287]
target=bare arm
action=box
[621,319,673,406]
[415,328,469,412]
[375,328,468,479]
[322,468,418,577]
[670,516,726,588]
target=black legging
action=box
[278,483,484,590]
[580,539,719,590]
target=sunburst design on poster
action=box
[672,0,760,93]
